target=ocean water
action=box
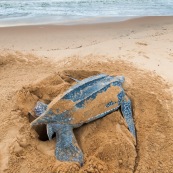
[0,0,173,26]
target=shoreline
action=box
[0,16,136,28]
[0,16,173,29]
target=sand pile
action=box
[0,53,173,173]
[15,69,137,173]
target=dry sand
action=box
[0,17,173,173]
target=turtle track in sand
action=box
[0,53,173,173]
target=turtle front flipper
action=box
[121,96,136,138]
[52,124,84,165]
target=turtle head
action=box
[31,109,72,126]
[31,110,56,126]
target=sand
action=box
[0,17,173,173]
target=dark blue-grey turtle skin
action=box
[31,74,136,165]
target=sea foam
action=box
[0,0,172,26]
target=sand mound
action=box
[0,53,173,173]
[14,70,136,173]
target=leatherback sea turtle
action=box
[31,74,136,165]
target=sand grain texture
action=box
[0,53,173,173]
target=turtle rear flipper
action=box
[53,124,83,165]
[121,97,136,138]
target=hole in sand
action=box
[28,113,55,141]
[34,124,49,141]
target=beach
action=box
[0,16,173,173]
